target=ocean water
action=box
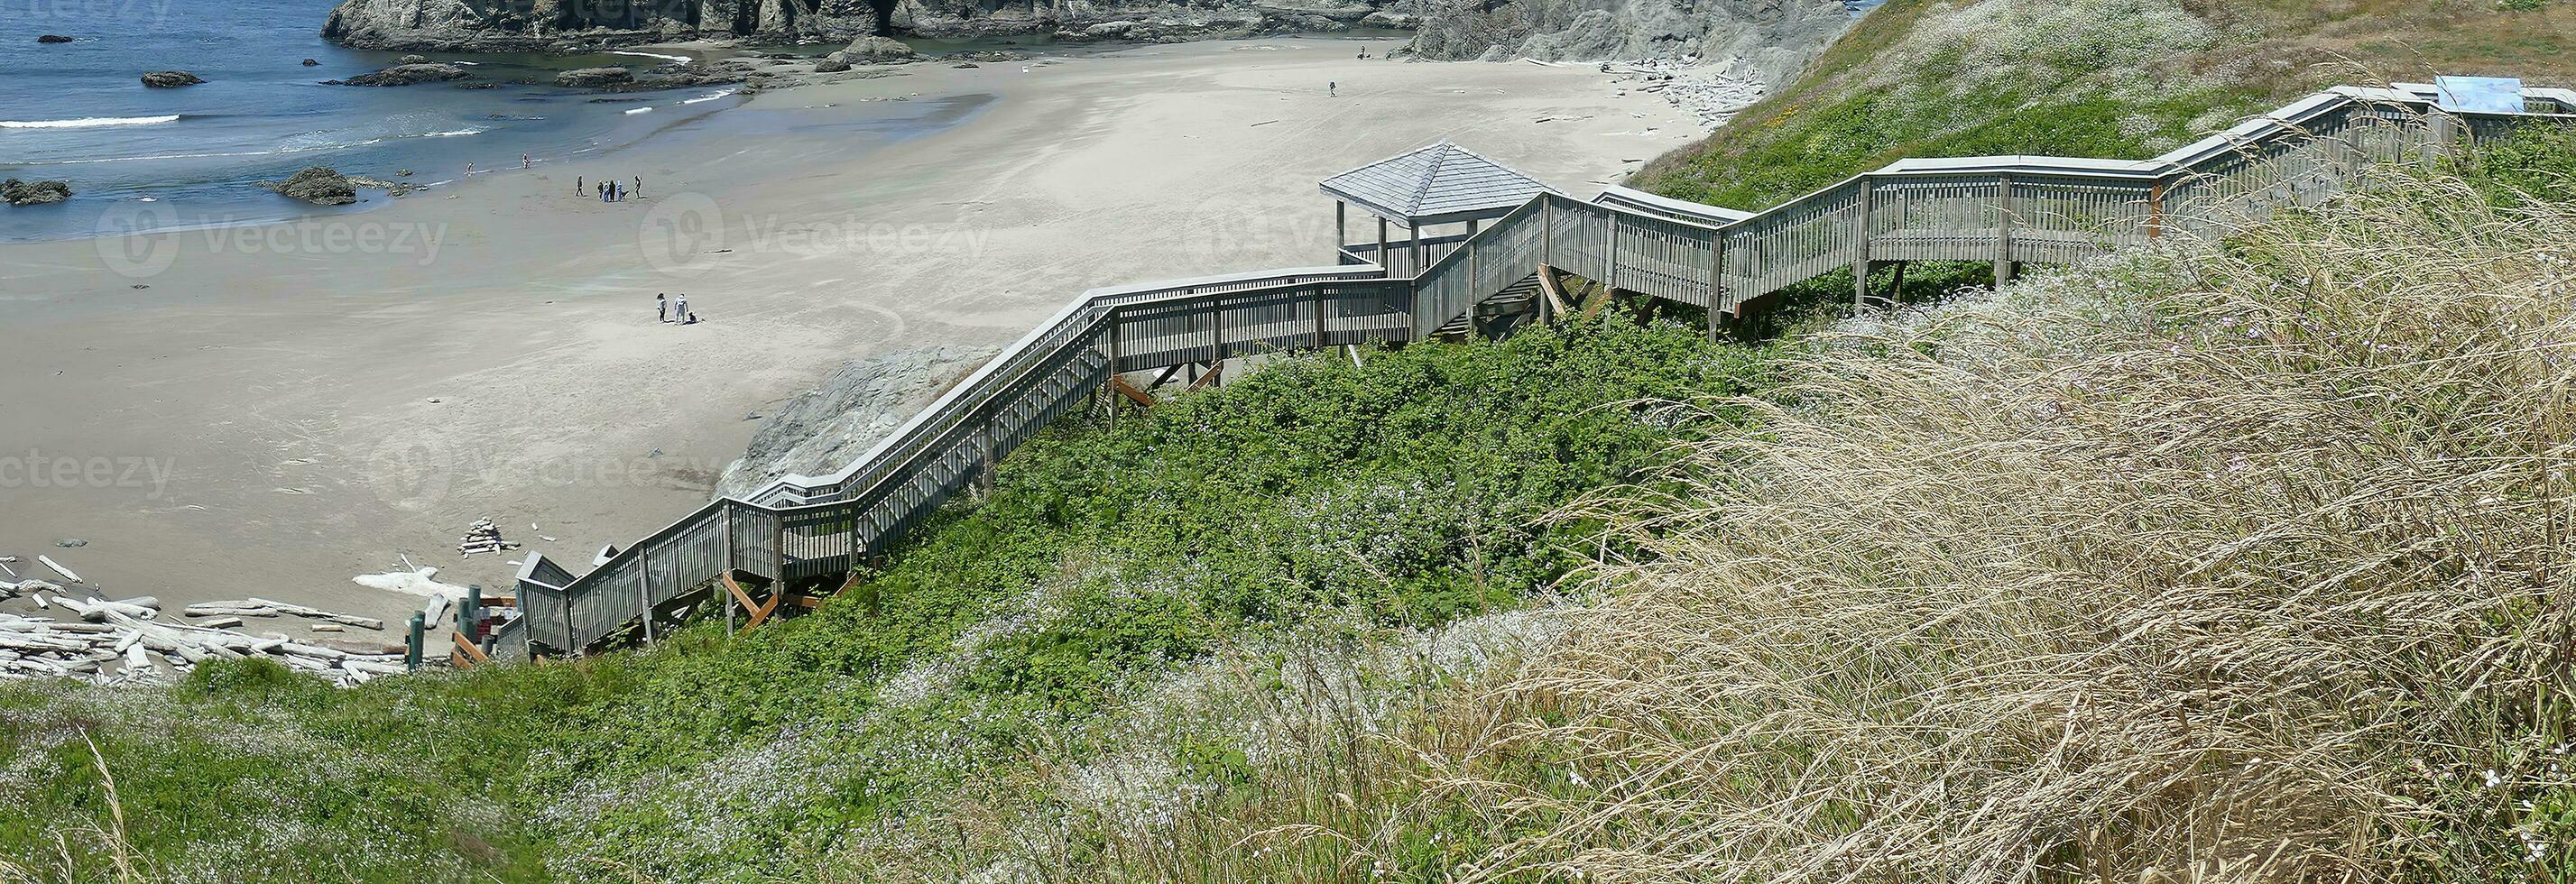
[0,0,752,243]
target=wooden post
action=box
[1105,312,1123,428]
[559,581,576,655]
[1708,233,1726,341]
[1314,289,1327,349]
[1603,211,1620,295]
[1334,200,1347,255]
[405,612,424,672]
[637,546,656,644]
[1376,216,1390,272]
[1409,222,1424,274]
[2147,178,2167,241]
[1467,237,1481,336]
[1994,173,2017,288]
[976,419,996,494]
[1540,196,1556,265]
[1851,179,1873,312]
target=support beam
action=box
[1186,360,1225,392]
[1409,223,1424,273]
[1335,200,1347,253]
[1537,265,1572,320]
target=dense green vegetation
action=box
[0,318,1769,882]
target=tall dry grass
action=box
[1433,176,2576,882]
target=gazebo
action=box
[1322,141,1556,277]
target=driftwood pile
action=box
[457,518,520,557]
[0,592,409,687]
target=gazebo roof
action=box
[1320,141,1556,226]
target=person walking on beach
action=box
[1328,80,1337,97]
[673,292,688,322]
[633,176,643,198]
[657,292,669,322]
[522,153,531,170]
[577,175,584,195]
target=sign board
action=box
[2436,76,2525,114]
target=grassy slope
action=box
[0,319,1769,882]
[1636,0,2576,211]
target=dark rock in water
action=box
[302,58,321,66]
[37,34,75,43]
[260,167,360,206]
[325,61,468,86]
[812,56,852,73]
[455,81,499,89]
[952,61,979,69]
[396,54,431,64]
[1,179,73,207]
[140,70,205,87]
[394,169,413,176]
[555,66,633,87]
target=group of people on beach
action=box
[657,292,699,325]
[579,175,643,202]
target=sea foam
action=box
[0,115,180,130]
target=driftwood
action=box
[0,603,424,688]
[182,598,383,631]
[36,555,80,584]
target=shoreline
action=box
[0,36,1703,643]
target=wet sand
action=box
[0,37,1699,628]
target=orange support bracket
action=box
[450,631,491,668]
[1111,375,1156,407]
[725,572,784,631]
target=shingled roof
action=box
[1320,141,1556,226]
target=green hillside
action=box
[1637,0,2576,210]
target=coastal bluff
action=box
[319,0,1399,50]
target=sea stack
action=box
[260,167,359,206]
[0,179,73,207]
[140,70,206,87]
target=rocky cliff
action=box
[320,0,1397,50]
[1408,0,1851,87]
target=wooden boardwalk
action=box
[495,84,2575,660]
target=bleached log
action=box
[246,598,384,631]
[112,596,161,611]
[36,556,80,584]
[123,644,146,671]
[198,616,243,629]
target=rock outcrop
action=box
[139,70,204,87]
[1407,0,1851,88]
[324,60,471,86]
[1,179,71,207]
[261,167,360,206]
[37,33,74,43]
[835,34,918,63]
[556,66,635,87]
[713,346,986,500]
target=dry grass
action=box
[1426,177,2576,882]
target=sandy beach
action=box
[0,37,1698,630]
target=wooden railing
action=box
[495,84,2572,660]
